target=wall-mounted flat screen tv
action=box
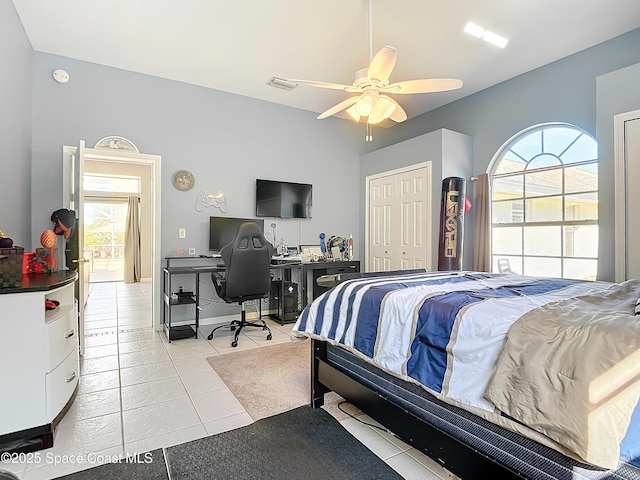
[256,179,312,218]
[209,216,265,252]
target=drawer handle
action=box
[66,371,77,383]
[65,329,75,339]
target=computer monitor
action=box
[208,216,265,252]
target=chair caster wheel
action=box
[267,334,272,341]
[231,340,238,347]
[207,334,213,340]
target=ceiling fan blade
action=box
[382,78,463,94]
[381,95,407,123]
[367,46,397,83]
[287,79,359,92]
[317,95,362,119]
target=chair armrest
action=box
[211,271,224,283]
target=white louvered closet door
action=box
[367,162,432,272]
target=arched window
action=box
[489,123,598,280]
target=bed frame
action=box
[310,338,521,479]
[306,270,640,480]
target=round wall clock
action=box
[172,170,195,191]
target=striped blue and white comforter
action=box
[293,270,640,468]
[292,271,612,412]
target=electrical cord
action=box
[336,401,396,436]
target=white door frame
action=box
[63,145,162,332]
[365,161,432,272]
[614,108,640,282]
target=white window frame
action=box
[488,123,598,279]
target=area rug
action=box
[207,339,350,420]
[58,407,403,480]
[165,406,403,480]
[57,450,167,479]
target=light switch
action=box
[179,228,186,238]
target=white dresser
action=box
[0,271,79,451]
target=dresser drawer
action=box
[46,347,79,422]
[45,306,78,372]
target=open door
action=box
[64,141,89,354]
[74,141,88,354]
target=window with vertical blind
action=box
[489,123,598,280]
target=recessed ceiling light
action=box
[483,30,509,49]
[464,21,509,49]
[267,76,297,91]
[463,22,484,39]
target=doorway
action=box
[63,142,161,355]
[84,199,127,282]
[82,168,149,284]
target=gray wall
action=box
[29,53,363,257]
[28,50,364,318]
[0,0,32,248]
[362,28,640,281]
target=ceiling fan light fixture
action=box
[355,95,374,116]
[346,105,361,122]
[368,97,397,124]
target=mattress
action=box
[326,344,640,480]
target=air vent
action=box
[267,76,297,91]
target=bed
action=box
[291,270,640,479]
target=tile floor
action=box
[1,281,455,480]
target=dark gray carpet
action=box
[166,406,404,480]
[56,449,167,479]
[55,406,403,479]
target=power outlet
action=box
[179,228,186,238]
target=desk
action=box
[162,257,360,336]
[163,257,224,342]
[300,261,360,306]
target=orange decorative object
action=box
[40,229,58,248]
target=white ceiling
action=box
[11,0,640,122]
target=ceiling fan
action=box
[285,1,463,140]
[289,46,463,127]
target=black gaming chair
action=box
[207,221,273,347]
